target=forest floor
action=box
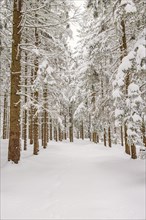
[1,139,145,220]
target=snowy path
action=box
[1,139,145,219]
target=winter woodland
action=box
[0,0,146,219]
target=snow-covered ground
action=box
[1,139,145,220]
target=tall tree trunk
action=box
[33,26,39,155]
[8,0,22,163]
[120,19,131,155]
[29,69,34,145]
[3,93,8,139]
[104,128,106,147]
[23,48,28,151]
[108,126,111,147]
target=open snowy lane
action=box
[1,139,145,219]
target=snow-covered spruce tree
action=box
[113,29,146,158]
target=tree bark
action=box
[80,121,84,140]
[124,124,130,155]
[33,26,39,155]
[23,48,28,151]
[64,115,67,140]
[108,126,111,147]
[29,68,34,145]
[104,128,106,147]
[8,0,22,163]
[121,126,124,146]
[50,118,52,140]
[120,19,131,155]
[131,144,137,159]
[69,105,73,142]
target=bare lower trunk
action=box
[69,106,73,142]
[104,128,106,147]
[124,124,130,155]
[108,126,111,147]
[92,132,97,143]
[50,118,52,140]
[80,121,84,140]
[121,126,124,146]
[29,105,33,144]
[131,144,137,159]
[54,127,58,142]
[33,111,39,155]
[59,126,62,141]
[23,109,27,150]
[64,115,67,140]
[3,93,8,139]
[97,134,99,143]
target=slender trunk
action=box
[114,127,117,144]
[108,126,111,147]
[88,114,91,141]
[64,115,67,140]
[54,127,58,142]
[124,124,130,155]
[121,126,124,146]
[3,93,8,139]
[41,116,44,147]
[24,48,28,151]
[120,19,131,155]
[69,105,73,142]
[104,128,106,147]
[80,121,84,140]
[50,118,52,140]
[43,88,48,148]
[33,26,39,155]
[43,110,47,148]
[59,126,62,141]
[8,0,22,163]
[29,68,34,145]
[97,134,99,143]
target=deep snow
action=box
[1,139,145,220]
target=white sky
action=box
[69,0,85,51]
